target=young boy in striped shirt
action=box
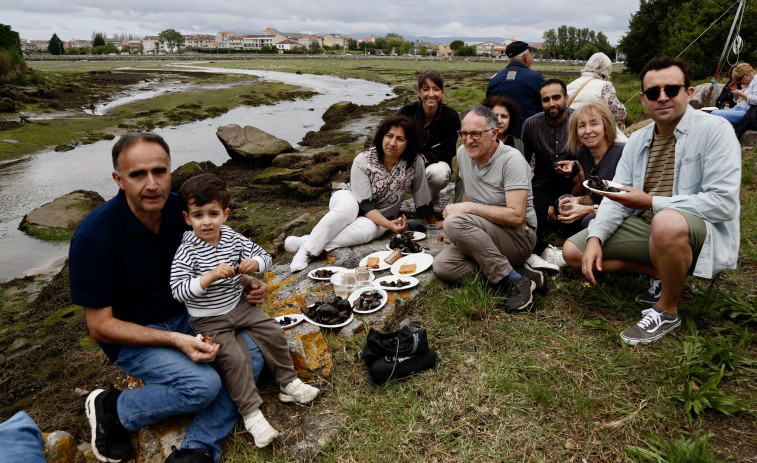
[170,173,318,448]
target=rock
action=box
[0,97,14,112]
[272,151,322,169]
[252,167,304,185]
[741,130,757,150]
[170,161,219,192]
[690,83,723,109]
[43,431,87,463]
[18,190,104,241]
[135,418,189,462]
[281,181,328,199]
[285,409,346,461]
[216,124,294,166]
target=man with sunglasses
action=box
[433,105,542,313]
[521,78,577,272]
[563,56,741,345]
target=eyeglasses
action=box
[457,128,494,140]
[641,84,686,100]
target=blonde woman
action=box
[712,62,757,124]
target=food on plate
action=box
[366,256,380,268]
[587,175,621,193]
[379,279,411,288]
[301,296,352,326]
[399,263,417,275]
[388,232,423,253]
[312,269,336,278]
[352,290,384,312]
[384,249,402,264]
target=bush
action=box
[0,23,26,82]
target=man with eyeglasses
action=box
[521,78,577,273]
[563,56,741,345]
[433,105,543,313]
[486,41,544,137]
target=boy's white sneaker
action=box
[290,246,311,272]
[243,409,279,448]
[279,378,319,404]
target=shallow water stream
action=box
[0,64,393,282]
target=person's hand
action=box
[442,202,469,219]
[210,262,235,281]
[554,160,574,176]
[389,216,407,234]
[558,200,591,224]
[601,186,653,210]
[237,257,259,275]
[582,237,604,285]
[242,275,268,305]
[175,333,219,363]
[547,205,557,223]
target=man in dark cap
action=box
[486,40,545,137]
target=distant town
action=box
[21,26,543,58]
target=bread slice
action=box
[399,263,416,274]
[384,249,402,264]
[366,256,380,268]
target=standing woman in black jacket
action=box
[397,70,461,212]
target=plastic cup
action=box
[331,272,359,298]
[558,194,575,214]
[426,225,443,256]
[355,266,375,287]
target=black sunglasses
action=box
[641,84,686,100]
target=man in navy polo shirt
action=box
[69,133,268,463]
[486,41,545,138]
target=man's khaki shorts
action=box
[567,211,707,273]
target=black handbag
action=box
[361,327,438,385]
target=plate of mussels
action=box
[374,275,419,291]
[275,313,305,329]
[348,287,387,314]
[386,231,425,254]
[308,266,349,281]
[582,177,628,195]
[300,296,354,328]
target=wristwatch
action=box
[594,204,599,211]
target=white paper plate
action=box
[307,266,349,281]
[359,250,393,271]
[385,243,425,255]
[412,231,426,241]
[274,313,305,329]
[300,307,354,329]
[391,253,434,276]
[348,287,388,314]
[374,275,419,291]
[582,179,628,195]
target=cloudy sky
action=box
[2,0,640,44]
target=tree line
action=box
[619,0,757,78]
[541,26,615,60]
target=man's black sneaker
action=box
[620,305,680,346]
[164,446,213,463]
[85,388,134,462]
[635,277,661,304]
[500,275,536,313]
[515,264,546,293]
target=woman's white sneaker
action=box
[526,253,560,273]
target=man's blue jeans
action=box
[0,411,46,463]
[113,312,264,462]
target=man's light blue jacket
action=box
[588,105,741,278]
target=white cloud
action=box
[0,0,638,43]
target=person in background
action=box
[286,115,437,272]
[397,70,461,213]
[486,41,545,137]
[712,62,757,124]
[566,52,628,141]
[481,95,525,156]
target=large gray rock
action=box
[216,124,294,166]
[18,190,104,241]
[741,130,757,150]
[690,82,723,109]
